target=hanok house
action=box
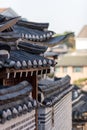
[72,85,87,130]
[55,51,87,83]
[0,13,72,130]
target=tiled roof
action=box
[72,89,87,122]
[77,25,87,38]
[17,41,48,54]
[17,20,49,30]
[38,75,72,106]
[0,50,55,70]
[0,80,37,124]
[13,24,55,42]
[0,14,73,47]
[0,81,32,103]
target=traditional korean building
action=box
[0,13,72,130]
[38,75,72,130]
[72,86,87,130]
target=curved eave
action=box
[0,50,55,70]
[42,86,72,107]
[0,81,32,95]
[0,87,31,101]
[0,32,21,42]
[18,41,48,54]
[38,75,71,94]
[0,17,20,32]
[24,33,73,47]
[17,20,49,30]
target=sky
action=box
[0,0,87,35]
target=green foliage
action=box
[74,78,87,88]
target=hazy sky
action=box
[0,0,87,35]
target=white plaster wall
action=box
[0,110,36,130]
[76,38,87,50]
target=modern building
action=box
[55,51,87,83]
[76,25,87,50]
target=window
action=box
[73,67,83,72]
[63,67,67,73]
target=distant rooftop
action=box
[0,8,8,13]
[0,8,18,17]
[77,25,87,38]
[57,51,87,66]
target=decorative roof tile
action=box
[72,86,87,123]
[38,75,72,106]
[0,14,73,48]
[0,50,55,69]
[0,80,37,124]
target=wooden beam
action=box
[28,73,38,130]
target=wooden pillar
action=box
[28,73,38,130]
[30,74,38,100]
